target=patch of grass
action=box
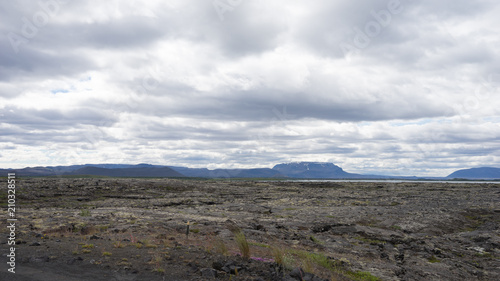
[152,268,165,274]
[214,237,228,256]
[79,209,91,217]
[289,249,335,271]
[82,249,92,254]
[113,241,124,248]
[271,246,284,265]
[356,216,381,227]
[351,200,370,206]
[143,240,158,249]
[428,255,441,263]
[390,201,401,206]
[391,225,402,230]
[248,241,270,248]
[81,244,94,249]
[234,231,250,259]
[98,225,109,232]
[102,251,112,256]
[189,228,200,234]
[347,271,381,281]
[475,252,494,258]
[309,235,325,245]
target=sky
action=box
[1,0,499,177]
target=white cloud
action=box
[0,0,499,176]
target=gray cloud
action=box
[0,0,499,176]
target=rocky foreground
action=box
[1,178,499,280]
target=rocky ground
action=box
[1,178,499,280]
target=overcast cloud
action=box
[1,0,499,176]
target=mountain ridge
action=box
[1,163,499,179]
[446,167,500,179]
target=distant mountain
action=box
[168,166,283,178]
[272,162,363,178]
[66,166,184,178]
[447,167,500,179]
[6,162,498,180]
[0,167,58,177]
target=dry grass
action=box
[234,231,250,259]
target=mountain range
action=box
[1,162,499,180]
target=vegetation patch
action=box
[234,231,250,259]
[428,255,441,263]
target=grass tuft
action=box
[234,231,250,259]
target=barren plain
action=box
[1,178,499,280]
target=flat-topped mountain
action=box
[272,162,362,178]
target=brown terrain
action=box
[1,178,499,280]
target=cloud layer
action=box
[1,0,499,176]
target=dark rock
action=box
[31,256,50,263]
[30,242,41,246]
[67,257,83,265]
[289,267,305,279]
[212,260,224,271]
[200,268,218,278]
[89,235,101,240]
[250,222,266,231]
[222,261,243,274]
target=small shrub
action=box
[391,225,402,230]
[79,209,91,217]
[428,256,441,263]
[153,268,165,274]
[113,241,124,248]
[145,241,158,249]
[309,235,325,245]
[271,246,285,265]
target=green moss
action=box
[354,236,386,245]
[428,256,441,263]
[79,209,91,217]
[347,271,381,281]
[248,241,270,248]
[309,235,325,245]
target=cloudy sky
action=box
[1,0,499,176]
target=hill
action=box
[447,167,500,179]
[66,166,184,178]
[272,162,363,178]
